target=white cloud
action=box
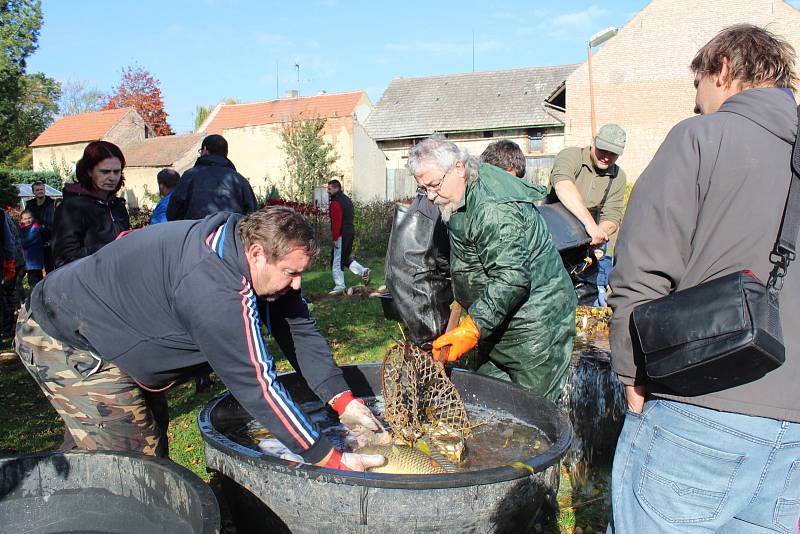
[550,6,610,29]
[475,40,511,54]
[517,5,611,40]
[253,32,293,48]
[385,41,464,56]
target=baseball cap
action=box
[595,123,626,155]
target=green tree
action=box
[280,117,339,203]
[194,104,213,130]
[194,97,237,131]
[0,0,44,164]
[5,72,61,168]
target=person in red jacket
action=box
[327,180,370,295]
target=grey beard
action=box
[439,204,454,223]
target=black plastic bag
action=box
[384,196,452,348]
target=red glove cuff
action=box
[322,449,347,470]
[331,390,363,416]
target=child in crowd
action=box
[17,210,44,302]
[593,245,613,307]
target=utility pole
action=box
[472,29,475,72]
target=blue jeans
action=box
[608,399,800,533]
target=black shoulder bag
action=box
[630,106,800,396]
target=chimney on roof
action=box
[284,90,299,99]
[317,90,327,96]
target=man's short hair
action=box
[201,134,228,157]
[156,168,180,189]
[32,180,45,188]
[691,24,798,90]
[480,140,526,178]
[237,205,320,263]
[327,179,342,190]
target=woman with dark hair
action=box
[52,140,130,269]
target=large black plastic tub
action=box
[0,450,220,533]
[200,363,572,534]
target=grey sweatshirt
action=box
[609,88,799,423]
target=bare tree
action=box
[59,79,105,116]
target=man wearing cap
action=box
[549,124,627,245]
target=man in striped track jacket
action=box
[17,206,388,470]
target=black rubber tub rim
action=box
[0,449,221,534]
[199,364,573,490]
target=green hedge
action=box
[0,170,24,209]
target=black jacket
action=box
[52,183,129,269]
[31,213,347,463]
[166,155,258,221]
[25,196,56,243]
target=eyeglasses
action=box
[417,167,451,195]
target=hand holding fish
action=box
[318,449,386,472]
[331,390,392,447]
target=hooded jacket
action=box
[446,163,577,399]
[24,195,56,242]
[52,183,129,269]
[609,88,800,422]
[30,213,347,463]
[166,155,258,221]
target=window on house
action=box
[525,156,555,186]
[528,130,544,153]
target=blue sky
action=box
[28,0,791,133]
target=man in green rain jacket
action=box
[407,137,576,402]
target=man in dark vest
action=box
[327,179,370,295]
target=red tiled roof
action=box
[30,108,133,147]
[124,133,203,167]
[202,91,365,134]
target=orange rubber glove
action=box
[2,259,14,282]
[432,314,480,362]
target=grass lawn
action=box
[0,256,610,533]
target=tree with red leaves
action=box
[104,66,173,136]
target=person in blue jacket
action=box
[149,168,179,225]
[16,210,44,302]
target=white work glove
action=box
[341,452,386,471]
[331,391,392,447]
[318,449,386,472]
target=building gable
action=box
[30,108,137,147]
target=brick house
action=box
[365,65,578,196]
[198,91,386,201]
[563,0,800,183]
[29,107,149,178]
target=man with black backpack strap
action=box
[607,25,800,532]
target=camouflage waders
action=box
[14,305,169,457]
